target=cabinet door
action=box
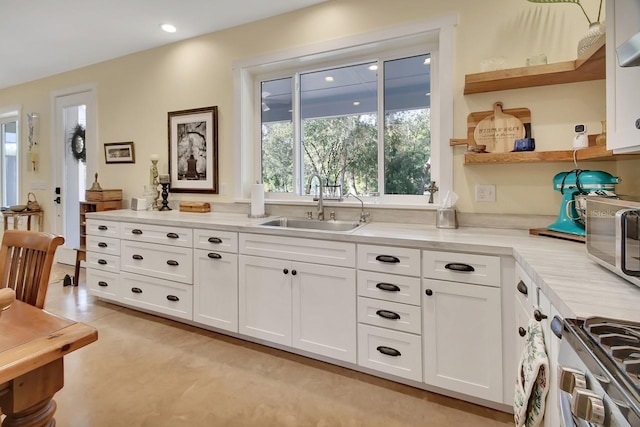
[193,249,238,333]
[423,278,503,402]
[607,0,640,153]
[292,262,356,363]
[538,291,560,427]
[238,255,292,346]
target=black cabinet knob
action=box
[425,289,433,296]
[516,280,528,296]
[166,295,179,302]
[131,287,142,294]
[132,254,143,260]
[98,281,108,287]
[519,327,527,337]
[534,309,548,322]
[291,270,297,276]
[98,242,108,248]
[283,268,289,274]
[97,259,107,265]
[98,225,108,231]
[132,229,143,235]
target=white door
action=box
[292,262,356,363]
[51,85,97,265]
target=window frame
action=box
[234,15,456,207]
[0,107,21,208]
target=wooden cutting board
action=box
[473,102,526,152]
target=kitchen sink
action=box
[258,217,365,233]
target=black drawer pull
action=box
[207,252,222,259]
[376,346,401,357]
[132,229,143,235]
[98,281,108,287]
[131,287,142,294]
[167,260,179,266]
[516,280,528,296]
[376,310,401,320]
[208,237,222,244]
[444,262,475,272]
[98,242,108,248]
[534,309,548,322]
[375,255,400,264]
[166,295,179,302]
[283,268,289,274]
[98,225,108,231]
[132,254,143,260]
[292,270,297,276]
[166,232,179,239]
[376,282,400,292]
[97,259,107,265]
[519,327,526,337]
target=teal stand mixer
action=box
[547,169,619,236]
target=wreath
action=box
[70,124,86,162]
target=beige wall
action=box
[0,0,635,228]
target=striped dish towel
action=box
[514,318,549,427]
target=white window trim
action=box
[233,14,457,208]
[0,106,22,207]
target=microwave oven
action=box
[586,196,640,287]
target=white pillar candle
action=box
[150,154,159,161]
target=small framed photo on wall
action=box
[104,141,135,164]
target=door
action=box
[292,262,356,363]
[52,85,97,265]
[238,255,292,345]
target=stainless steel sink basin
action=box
[258,217,364,232]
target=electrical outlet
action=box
[475,184,496,202]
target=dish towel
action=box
[514,318,549,427]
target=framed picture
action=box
[168,106,218,193]
[104,141,135,164]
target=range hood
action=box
[617,32,640,67]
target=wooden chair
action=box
[0,230,65,309]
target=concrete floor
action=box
[43,265,514,427]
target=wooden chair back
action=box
[0,230,65,309]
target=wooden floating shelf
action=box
[464,35,605,94]
[463,145,640,164]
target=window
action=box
[236,16,455,206]
[0,115,19,207]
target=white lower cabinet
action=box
[193,249,238,333]
[86,269,120,302]
[120,271,193,320]
[422,278,503,402]
[239,252,357,363]
[357,323,422,381]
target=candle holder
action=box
[159,182,172,211]
[149,158,159,210]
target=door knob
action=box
[53,196,61,204]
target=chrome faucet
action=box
[309,173,324,220]
[346,193,370,223]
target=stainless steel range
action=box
[560,317,640,426]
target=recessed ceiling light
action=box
[368,65,378,71]
[423,57,431,65]
[353,101,360,106]
[324,76,334,82]
[161,24,177,33]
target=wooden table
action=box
[2,210,44,231]
[0,300,98,426]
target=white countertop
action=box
[86,209,640,323]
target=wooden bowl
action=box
[9,205,27,212]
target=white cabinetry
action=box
[423,250,503,402]
[85,219,121,302]
[119,222,193,321]
[193,229,239,333]
[238,234,357,363]
[606,0,640,153]
[356,244,423,382]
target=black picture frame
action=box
[167,106,219,193]
[104,141,135,164]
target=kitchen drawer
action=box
[193,229,238,253]
[357,323,422,382]
[357,270,421,306]
[86,235,120,256]
[357,297,421,335]
[86,269,120,302]
[121,222,192,248]
[239,233,355,268]
[121,240,193,284]
[120,272,193,321]
[86,219,120,238]
[422,250,500,287]
[357,244,420,277]
[85,251,120,274]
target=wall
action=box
[0,0,635,232]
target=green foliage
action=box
[261,109,431,196]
